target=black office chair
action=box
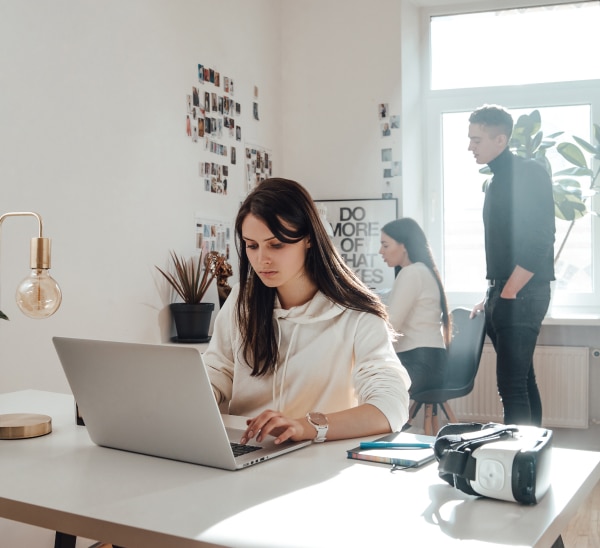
[405,307,486,435]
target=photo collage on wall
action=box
[379,102,402,199]
[185,64,275,199]
[195,216,232,260]
[186,63,243,196]
[245,141,273,193]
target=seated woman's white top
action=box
[388,262,445,353]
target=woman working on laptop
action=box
[203,178,411,446]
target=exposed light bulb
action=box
[13,236,62,318]
[16,268,62,319]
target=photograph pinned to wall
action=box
[253,84,259,120]
[390,115,400,129]
[381,148,392,162]
[313,199,398,291]
[382,180,393,199]
[224,76,235,95]
[381,122,391,137]
[195,217,232,261]
[245,144,273,193]
[380,176,400,202]
[379,103,388,119]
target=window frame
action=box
[419,1,600,314]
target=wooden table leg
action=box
[423,404,433,436]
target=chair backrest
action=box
[443,307,486,395]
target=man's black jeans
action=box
[484,279,551,426]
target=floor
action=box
[553,424,600,548]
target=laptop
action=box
[52,337,312,470]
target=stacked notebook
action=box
[347,431,436,468]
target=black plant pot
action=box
[170,302,214,342]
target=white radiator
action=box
[451,345,590,428]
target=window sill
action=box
[544,311,600,326]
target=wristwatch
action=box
[306,412,328,442]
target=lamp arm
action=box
[0,211,44,237]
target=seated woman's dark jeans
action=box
[397,347,447,396]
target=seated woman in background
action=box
[379,218,451,396]
[203,178,411,446]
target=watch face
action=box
[309,412,327,426]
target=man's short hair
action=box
[469,104,513,138]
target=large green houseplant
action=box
[485,110,599,265]
[156,250,228,342]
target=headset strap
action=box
[435,424,519,486]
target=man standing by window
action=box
[468,104,555,426]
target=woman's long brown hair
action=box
[235,178,389,376]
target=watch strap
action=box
[306,412,328,442]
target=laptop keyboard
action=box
[231,442,262,457]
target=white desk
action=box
[1,390,599,548]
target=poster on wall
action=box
[314,198,398,291]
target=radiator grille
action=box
[451,345,590,428]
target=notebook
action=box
[347,431,436,468]
[52,337,311,470]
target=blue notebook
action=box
[347,431,436,468]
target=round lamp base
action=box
[0,413,52,439]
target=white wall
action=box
[2,0,425,396]
[280,0,407,204]
[0,0,283,394]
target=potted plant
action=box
[156,250,229,342]
[508,110,599,264]
[480,110,599,266]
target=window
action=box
[424,1,600,312]
[430,2,600,90]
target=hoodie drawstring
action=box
[272,317,300,412]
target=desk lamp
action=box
[0,211,62,440]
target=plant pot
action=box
[170,302,214,342]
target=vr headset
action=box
[434,422,552,504]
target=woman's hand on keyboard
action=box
[241,409,311,445]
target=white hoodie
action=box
[203,284,411,431]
